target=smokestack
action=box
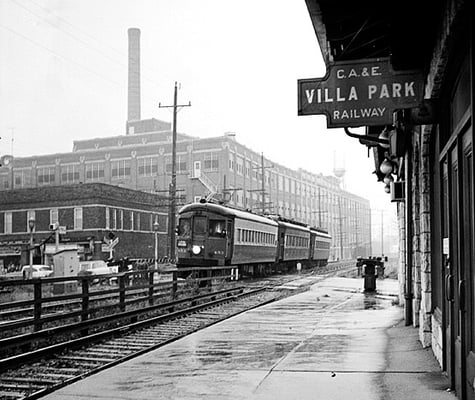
[127,28,141,123]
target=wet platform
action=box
[43,277,456,400]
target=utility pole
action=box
[261,153,266,213]
[312,188,328,229]
[338,196,344,260]
[250,153,273,214]
[8,127,14,156]
[318,187,322,227]
[159,82,191,260]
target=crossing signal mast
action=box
[159,82,191,259]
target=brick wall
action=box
[83,206,106,230]
[419,128,433,347]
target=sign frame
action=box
[298,57,425,128]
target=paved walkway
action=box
[43,277,456,400]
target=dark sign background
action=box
[298,58,425,128]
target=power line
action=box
[20,0,178,93]
[0,23,124,89]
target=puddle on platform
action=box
[363,294,386,310]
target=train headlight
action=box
[192,245,202,255]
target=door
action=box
[461,128,475,400]
[442,148,460,393]
[226,220,233,260]
[441,124,474,400]
[442,130,472,399]
[193,161,201,178]
[440,54,473,400]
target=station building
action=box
[301,0,473,398]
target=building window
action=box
[112,209,117,230]
[245,161,250,177]
[0,174,9,189]
[138,157,158,176]
[37,167,55,185]
[86,162,105,181]
[14,169,32,188]
[50,208,58,225]
[130,211,134,230]
[119,209,123,230]
[236,157,243,175]
[136,213,141,231]
[111,159,131,179]
[105,207,110,229]
[74,207,83,230]
[252,163,258,179]
[204,152,219,171]
[165,156,187,173]
[61,164,80,184]
[4,212,12,234]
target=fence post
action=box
[33,281,42,332]
[148,270,154,306]
[172,270,177,298]
[81,278,89,321]
[81,278,89,336]
[119,274,126,312]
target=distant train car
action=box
[310,227,331,267]
[271,217,311,267]
[176,200,331,277]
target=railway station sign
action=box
[297,57,425,128]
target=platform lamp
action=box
[28,216,35,279]
[153,220,160,269]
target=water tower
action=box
[333,151,346,188]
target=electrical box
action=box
[52,249,79,294]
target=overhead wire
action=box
[2,0,257,142]
[20,0,178,93]
[17,0,233,132]
[0,23,124,88]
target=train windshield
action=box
[193,216,207,235]
[178,218,191,236]
[209,220,226,237]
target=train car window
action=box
[193,216,207,234]
[178,218,191,236]
[209,220,226,237]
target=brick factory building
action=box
[0,183,167,269]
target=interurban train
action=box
[176,200,331,277]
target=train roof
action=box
[309,226,331,238]
[278,220,311,233]
[178,202,278,227]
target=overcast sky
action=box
[0,0,397,234]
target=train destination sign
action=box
[297,58,425,128]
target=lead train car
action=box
[176,201,331,276]
[176,201,279,275]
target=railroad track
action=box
[0,261,355,399]
[0,286,283,399]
